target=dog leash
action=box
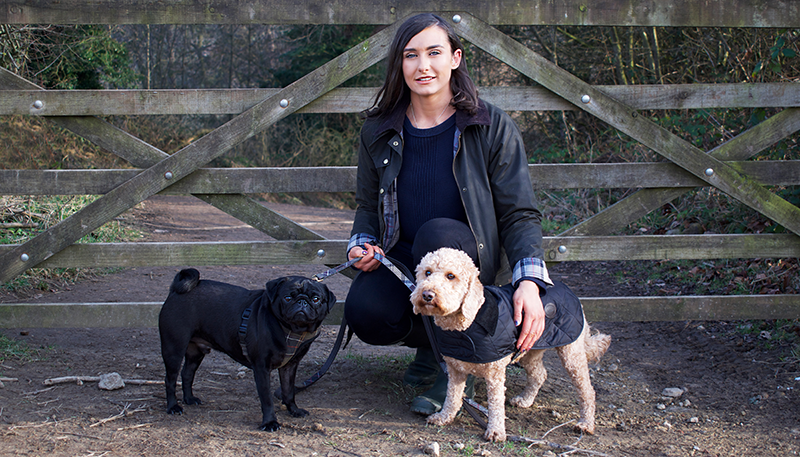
[304,253,489,429]
[293,253,409,392]
[346,253,489,429]
[280,256,366,395]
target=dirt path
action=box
[1,195,799,456]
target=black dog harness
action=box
[238,298,321,369]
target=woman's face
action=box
[402,26,462,101]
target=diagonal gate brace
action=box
[562,107,800,236]
[453,13,800,237]
[0,22,400,284]
[0,68,326,243]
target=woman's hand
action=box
[348,243,385,272]
[512,280,545,351]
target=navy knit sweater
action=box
[397,114,468,244]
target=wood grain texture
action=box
[3,0,799,27]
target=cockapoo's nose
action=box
[422,291,435,302]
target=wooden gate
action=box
[1,0,799,327]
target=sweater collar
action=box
[373,98,491,139]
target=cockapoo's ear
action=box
[458,262,485,322]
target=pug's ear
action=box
[325,286,337,311]
[265,277,288,304]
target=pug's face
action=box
[265,276,336,333]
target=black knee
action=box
[412,218,478,266]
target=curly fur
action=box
[411,247,611,442]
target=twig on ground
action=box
[43,376,165,386]
[43,376,98,386]
[36,397,60,406]
[542,419,576,439]
[89,403,147,428]
[58,432,102,440]
[116,423,153,431]
[508,434,610,457]
[0,377,19,382]
[23,386,57,397]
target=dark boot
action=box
[410,369,476,415]
[403,347,440,388]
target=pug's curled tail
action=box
[170,268,200,294]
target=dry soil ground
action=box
[1,195,799,456]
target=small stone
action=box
[453,443,465,451]
[656,403,666,410]
[606,363,619,372]
[422,442,440,457]
[478,450,492,456]
[661,387,684,398]
[312,423,325,433]
[98,372,125,391]
[689,417,699,423]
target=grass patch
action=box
[0,333,40,363]
[617,258,799,296]
[1,195,142,294]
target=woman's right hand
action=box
[348,243,385,272]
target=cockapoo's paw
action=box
[575,418,596,435]
[426,411,451,426]
[483,426,507,442]
[509,394,534,408]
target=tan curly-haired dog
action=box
[411,247,610,442]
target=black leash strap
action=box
[298,253,490,431]
[296,315,348,391]
[287,257,362,393]
[295,254,408,391]
[372,254,488,428]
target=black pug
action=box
[158,268,336,431]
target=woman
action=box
[344,13,552,414]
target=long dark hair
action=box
[364,13,480,119]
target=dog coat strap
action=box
[238,305,254,364]
[531,281,585,350]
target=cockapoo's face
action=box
[411,247,482,318]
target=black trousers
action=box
[344,218,478,347]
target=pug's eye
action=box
[284,295,292,302]
[311,295,321,303]
[446,273,456,280]
[425,270,432,276]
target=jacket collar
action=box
[372,98,491,141]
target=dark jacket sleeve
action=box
[485,106,545,268]
[350,120,382,244]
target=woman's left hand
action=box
[512,280,545,351]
